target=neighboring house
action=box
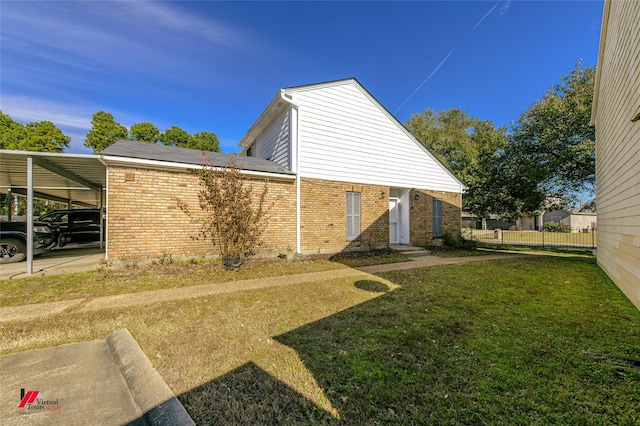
[516,210,597,232]
[590,0,640,310]
[101,78,466,259]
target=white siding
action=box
[253,109,291,170]
[291,82,463,193]
[593,0,640,310]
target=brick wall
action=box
[107,166,296,260]
[299,177,389,253]
[409,189,461,245]
[107,166,461,259]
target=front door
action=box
[389,198,400,244]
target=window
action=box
[432,198,442,238]
[246,144,255,157]
[346,192,361,241]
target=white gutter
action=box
[279,90,302,254]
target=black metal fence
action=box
[463,228,596,250]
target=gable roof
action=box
[101,140,294,176]
[238,78,466,190]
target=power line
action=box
[394,1,502,115]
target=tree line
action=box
[405,61,595,220]
[0,111,220,154]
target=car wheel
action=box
[0,238,26,264]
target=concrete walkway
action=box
[0,254,518,324]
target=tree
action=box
[178,156,270,269]
[405,108,508,215]
[84,111,128,153]
[21,121,70,152]
[130,122,160,143]
[507,61,595,207]
[161,125,193,148]
[0,112,70,152]
[190,131,220,152]
[0,112,25,149]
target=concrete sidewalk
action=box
[0,254,518,324]
[0,329,193,425]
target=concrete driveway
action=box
[0,329,194,425]
[0,243,104,280]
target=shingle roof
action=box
[101,140,294,175]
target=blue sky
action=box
[1,1,603,154]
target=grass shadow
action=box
[354,280,390,293]
[178,361,337,425]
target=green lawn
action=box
[1,255,638,424]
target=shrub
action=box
[543,222,571,233]
[443,232,478,249]
[178,155,271,269]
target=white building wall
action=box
[290,82,464,193]
[593,0,640,310]
[254,109,291,170]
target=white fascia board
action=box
[238,94,289,148]
[100,156,296,181]
[0,149,99,160]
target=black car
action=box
[0,220,56,263]
[38,209,104,248]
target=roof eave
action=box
[237,93,289,148]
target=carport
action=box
[0,150,107,274]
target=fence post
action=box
[592,230,595,249]
[542,228,544,248]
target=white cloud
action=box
[0,1,261,87]
[500,0,512,16]
[1,95,92,131]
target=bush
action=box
[178,155,271,269]
[443,232,478,249]
[543,222,571,233]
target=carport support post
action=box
[27,157,34,275]
[6,188,11,222]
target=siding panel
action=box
[293,83,463,193]
[594,0,640,310]
[254,109,291,170]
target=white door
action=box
[389,198,399,244]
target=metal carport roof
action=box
[1,149,107,274]
[0,150,106,207]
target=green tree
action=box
[21,121,70,152]
[405,108,508,215]
[84,111,128,153]
[189,131,220,152]
[130,122,160,143]
[0,112,69,152]
[161,125,193,148]
[508,61,595,205]
[0,112,25,149]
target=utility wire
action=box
[394,1,502,115]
